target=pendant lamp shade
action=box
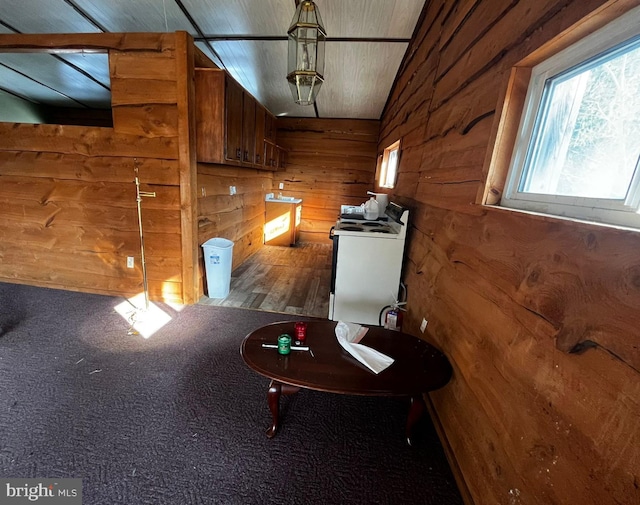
[287,1,326,106]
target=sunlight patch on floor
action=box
[114,293,174,339]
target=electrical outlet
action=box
[229,185,237,195]
[127,256,134,269]
[279,182,284,190]
[201,187,206,197]
[420,318,428,333]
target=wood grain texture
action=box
[0,32,177,53]
[112,104,179,138]
[0,151,179,185]
[200,243,331,318]
[276,118,380,242]
[0,123,179,159]
[0,32,185,303]
[380,0,640,504]
[175,31,199,304]
[194,45,218,69]
[194,68,225,163]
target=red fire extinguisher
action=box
[380,300,407,332]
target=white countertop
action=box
[265,196,302,204]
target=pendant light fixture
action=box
[287,0,326,106]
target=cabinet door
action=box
[242,93,256,166]
[194,69,225,163]
[265,112,276,142]
[225,77,243,164]
[254,103,266,168]
[264,141,276,171]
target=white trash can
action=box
[202,238,234,298]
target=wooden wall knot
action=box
[625,265,640,292]
[583,232,598,250]
[568,340,598,354]
[555,322,595,354]
[526,266,541,286]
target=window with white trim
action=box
[501,7,640,229]
[379,140,400,189]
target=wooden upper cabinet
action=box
[194,68,274,169]
[254,103,266,168]
[225,77,244,165]
[265,112,276,143]
[194,69,225,164]
[241,92,256,165]
[263,140,275,171]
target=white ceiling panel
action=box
[0,21,14,34]
[73,0,197,34]
[0,65,84,107]
[316,0,425,38]
[316,41,408,119]
[0,22,111,107]
[58,53,111,88]
[181,0,292,36]
[0,0,426,118]
[211,39,315,118]
[0,0,100,33]
[0,52,110,108]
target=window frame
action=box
[378,139,401,189]
[500,6,640,229]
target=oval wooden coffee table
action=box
[240,320,452,444]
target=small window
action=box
[501,7,640,228]
[379,140,400,189]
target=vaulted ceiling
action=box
[0,0,426,119]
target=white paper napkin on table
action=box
[335,321,394,374]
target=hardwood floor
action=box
[199,242,332,318]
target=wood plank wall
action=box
[197,164,273,296]
[276,118,379,242]
[0,33,194,303]
[379,1,640,504]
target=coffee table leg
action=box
[266,380,300,438]
[406,394,426,446]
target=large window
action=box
[501,7,640,228]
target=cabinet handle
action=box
[243,151,249,162]
[256,154,261,163]
[236,148,242,159]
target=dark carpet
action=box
[0,282,463,505]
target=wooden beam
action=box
[175,31,199,304]
[0,33,176,53]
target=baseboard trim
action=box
[424,393,476,505]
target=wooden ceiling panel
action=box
[316,41,408,119]
[72,0,197,34]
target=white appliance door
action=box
[331,235,404,325]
